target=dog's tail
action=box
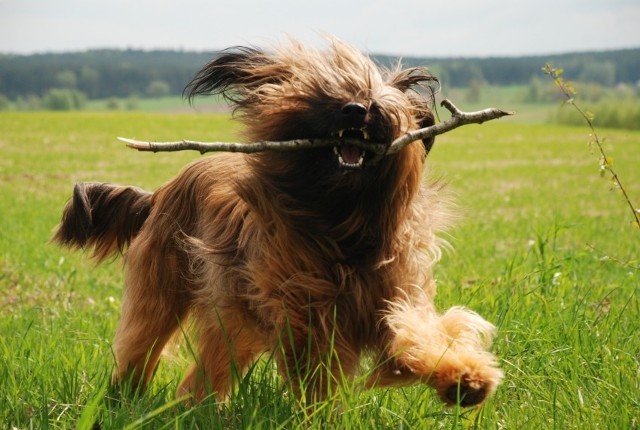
[52,182,152,262]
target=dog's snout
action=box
[341,102,368,119]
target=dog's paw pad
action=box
[442,374,489,407]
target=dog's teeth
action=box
[362,130,369,140]
[336,151,365,168]
[338,130,344,138]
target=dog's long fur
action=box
[53,38,502,406]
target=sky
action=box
[1,0,639,58]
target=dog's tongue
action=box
[340,145,362,164]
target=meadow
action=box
[0,108,638,429]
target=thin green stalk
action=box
[543,64,640,230]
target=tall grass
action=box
[1,112,638,428]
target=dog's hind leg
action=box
[111,241,191,391]
[377,296,503,407]
[176,309,263,402]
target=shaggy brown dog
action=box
[53,38,502,407]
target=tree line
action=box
[0,47,638,107]
[390,48,639,88]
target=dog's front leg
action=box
[378,296,503,407]
[275,324,359,404]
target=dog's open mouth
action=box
[332,128,370,168]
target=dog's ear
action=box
[387,67,439,94]
[388,67,439,155]
[417,105,436,154]
[184,47,286,105]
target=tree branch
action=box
[119,136,388,155]
[119,99,512,155]
[387,100,512,154]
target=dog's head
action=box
[185,38,438,172]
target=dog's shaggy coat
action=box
[53,38,502,406]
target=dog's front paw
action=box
[441,372,491,406]
[433,364,503,407]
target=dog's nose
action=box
[341,102,368,119]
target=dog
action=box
[53,38,502,407]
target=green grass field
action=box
[1,111,638,429]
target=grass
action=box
[1,111,638,428]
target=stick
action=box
[118,137,388,155]
[119,99,512,155]
[387,100,512,154]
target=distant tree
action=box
[106,97,120,110]
[146,80,170,98]
[577,83,606,103]
[1,48,639,100]
[525,75,565,103]
[55,70,78,89]
[15,95,42,110]
[614,83,638,100]
[126,94,140,110]
[465,79,482,103]
[524,76,542,102]
[578,61,616,87]
[79,66,100,98]
[426,64,448,88]
[442,62,485,87]
[0,93,10,110]
[43,88,87,110]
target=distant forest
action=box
[0,47,638,102]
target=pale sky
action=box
[1,0,639,57]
